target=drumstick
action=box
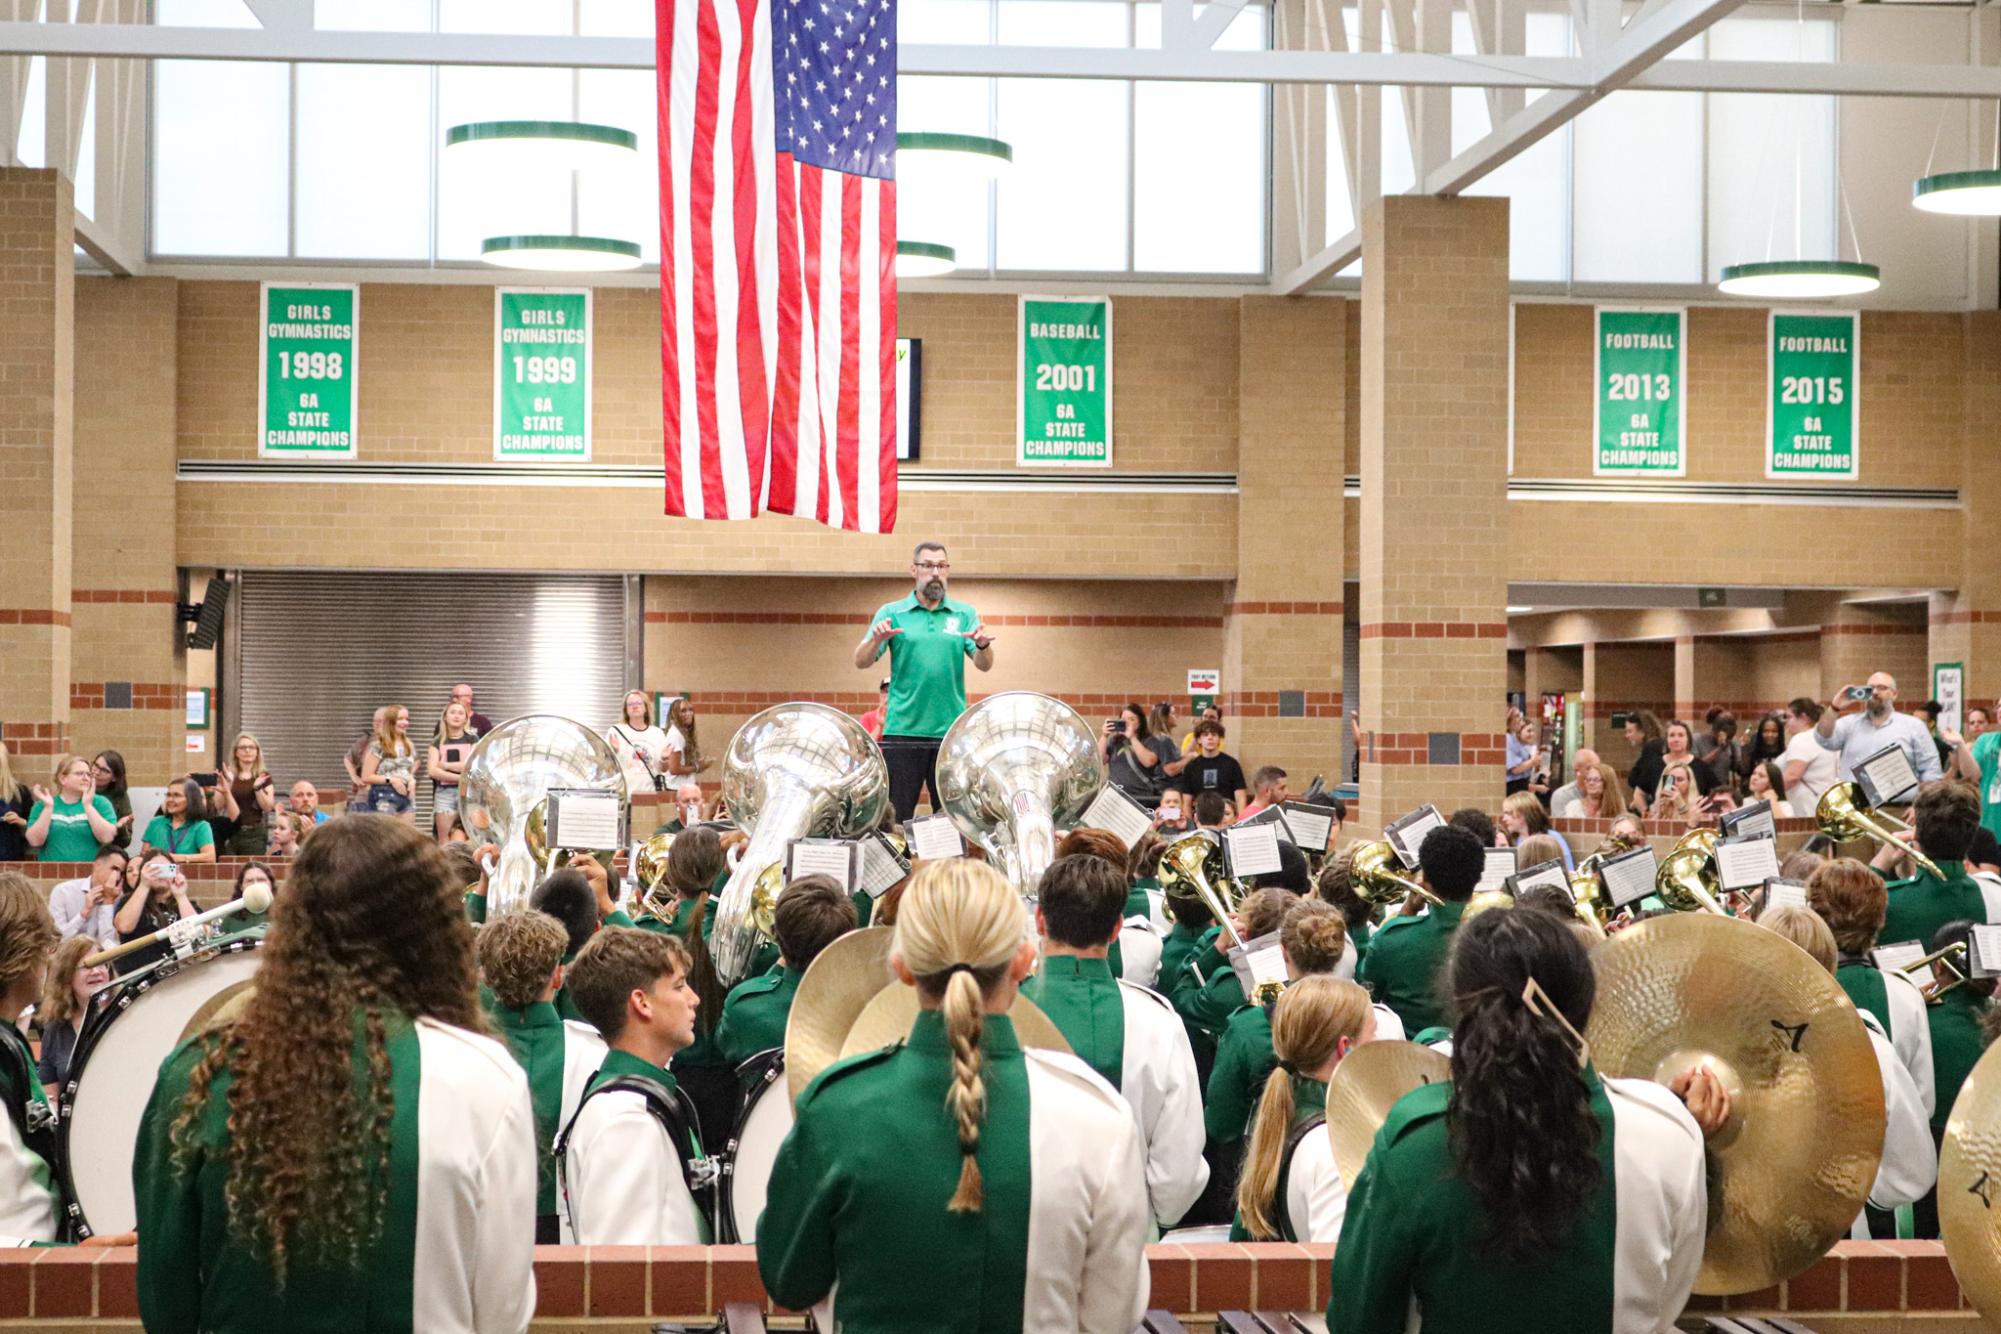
[84,882,275,968]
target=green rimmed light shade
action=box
[447,120,639,172]
[895,132,1013,178]
[1913,169,2001,217]
[481,235,644,273]
[895,241,957,278]
[1717,260,1881,300]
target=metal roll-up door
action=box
[230,573,633,816]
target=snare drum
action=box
[718,1048,794,1243]
[57,938,262,1238]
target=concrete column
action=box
[0,169,75,770]
[1223,296,1346,783]
[1673,635,1697,723]
[1357,195,1510,832]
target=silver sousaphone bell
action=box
[711,703,891,984]
[460,715,629,918]
[935,691,1105,896]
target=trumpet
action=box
[1160,833,1247,949]
[1348,840,1443,911]
[1817,781,1946,881]
[1654,828,1729,916]
[1902,940,1970,1004]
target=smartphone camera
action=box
[1845,686,1873,702]
[1107,718,1126,735]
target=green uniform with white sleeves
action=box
[1357,900,1465,1036]
[489,1001,606,1238]
[1329,1068,1708,1334]
[0,1025,58,1244]
[1878,861,1997,955]
[866,592,984,738]
[757,1010,1152,1332]
[134,1010,538,1334]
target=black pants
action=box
[881,734,943,821]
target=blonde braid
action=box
[941,968,989,1211]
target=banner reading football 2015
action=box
[495,289,592,461]
[1767,311,1860,480]
[1019,296,1112,467]
[259,282,357,459]
[1594,307,1685,477]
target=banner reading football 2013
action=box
[1019,296,1112,467]
[495,289,591,461]
[1594,307,1685,477]
[259,282,357,459]
[1767,311,1860,480]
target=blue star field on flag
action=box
[773,0,897,180]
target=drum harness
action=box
[553,1074,720,1235]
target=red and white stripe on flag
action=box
[655,0,898,534]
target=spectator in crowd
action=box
[1969,706,1993,740]
[360,704,417,820]
[288,779,329,826]
[1664,720,1725,798]
[50,845,126,947]
[1782,697,1840,817]
[1501,792,1572,870]
[859,678,889,741]
[114,850,199,976]
[143,778,216,864]
[267,812,308,859]
[1168,720,1249,811]
[1147,701,1182,770]
[211,733,277,856]
[0,742,31,862]
[1152,789,1189,837]
[1103,703,1169,803]
[1505,720,1545,797]
[1963,693,2001,845]
[1241,766,1289,820]
[1553,763,1624,820]
[1743,760,1794,817]
[1515,833,1569,878]
[1180,704,1223,757]
[25,756,118,863]
[606,691,669,798]
[1622,710,1668,813]
[1817,673,1945,787]
[647,782,706,838]
[1650,759,1702,829]
[91,751,133,847]
[661,697,706,789]
[1697,713,1744,796]
[36,934,107,1088]
[222,859,280,938]
[426,699,480,842]
[451,682,494,738]
[1919,702,1959,776]
[1741,713,1788,788]
[1545,749,1600,817]
[1607,812,1647,848]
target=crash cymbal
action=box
[1939,1040,2001,1324]
[841,984,1072,1061]
[1324,1040,1451,1192]
[1587,913,1883,1296]
[784,926,896,1103]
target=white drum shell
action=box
[724,1055,794,1244]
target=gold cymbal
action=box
[784,926,896,1103]
[1939,1039,2001,1323]
[841,984,1072,1061]
[1324,1040,1451,1193]
[1587,913,1883,1295]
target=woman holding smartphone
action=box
[114,850,200,977]
[428,700,477,842]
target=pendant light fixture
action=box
[895,241,957,278]
[1913,104,2001,215]
[894,132,1012,178]
[446,120,639,173]
[480,235,645,273]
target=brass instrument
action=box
[631,830,676,920]
[1348,840,1443,911]
[934,691,1105,893]
[460,715,630,917]
[1817,780,1946,881]
[1653,827,1729,916]
[1567,853,1611,934]
[1325,1041,1452,1192]
[1462,887,1515,919]
[1904,940,1970,1004]
[1159,833,1247,949]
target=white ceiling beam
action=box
[1190,0,1249,49]
[1273,223,1361,294]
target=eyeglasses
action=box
[914,561,950,572]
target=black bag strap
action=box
[555,1074,718,1233]
[1273,1112,1327,1245]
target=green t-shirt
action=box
[28,794,115,862]
[143,815,215,858]
[866,592,982,739]
[1973,731,2001,844]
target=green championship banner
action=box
[259,282,356,459]
[1594,307,1684,477]
[495,288,591,461]
[1767,311,1859,480]
[1018,296,1111,467]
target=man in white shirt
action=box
[1546,748,1601,815]
[1781,698,1840,817]
[1815,674,1945,790]
[48,846,125,948]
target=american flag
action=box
[655,0,899,533]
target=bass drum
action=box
[57,938,262,1238]
[718,1048,794,1244]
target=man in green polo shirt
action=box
[854,540,996,819]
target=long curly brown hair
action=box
[170,815,487,1280]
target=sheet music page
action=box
[787,839,859,892]
[548,789,622,851]
[1762,879,1808,910]
[1715,835,1781,891]
[1858,743,1920,807]
[1599,847,1660,909]
[1079,786,1155,849]
[1280,802,1335,855]
[1512,859,1570,896]
[859,836,907,898]
[1386,805,1444,869]
[1476,847,1517,894]
[1223,823,1284,878]
[907,815,966,861]
[1870,941,1927,974]
[1724,801,1776,842]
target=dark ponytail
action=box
[1445,909,1601,1259]
[666,826,729,1037]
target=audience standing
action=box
[25,756,118,863]
[0,743,31,863]
[1816,673,1945,787]
[451,682,494,738]
[661,697,705,790]
[142,778,216,864]
[607,691,669,796]
[1622,711,1667,813]
[429,699,478,841]
[211,733,276,856]
[1103,703,1169,803]
[1169,720,1249,811]
[90,751,132,847]
[360,704,417,820]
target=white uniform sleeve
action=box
[1371,1004,1406,1042]
[1866,1026,1938,1210]
[1884,971,1937,1118]
[1289,1131,1348,1244]
[1119,921,1163,990]
[566,1097,704,1245]
[1077,1107,1151,1334]
[1121,987,1208,1228]
[471,1070,538,1334]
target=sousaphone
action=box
[934,692,1105,894]
[460,715,629,917]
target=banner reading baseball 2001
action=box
[495,289,591,461]
[259,282,357,459]
[1594,307,1684,476]
[1767,311,1859,480]
[1018,296,1112,467]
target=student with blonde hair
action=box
[758,858,1150,1332]
[1234,975,1376,1242]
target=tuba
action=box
[1348,840,1442,910]
[934,692,1105,894]
[711,703,890,984]
[1159,833,1245,947]
[1817,781,1946,881]
[461,715,629,917]
[1653,827,1728,915]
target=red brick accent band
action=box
[1586,700,1673,720]
[1820,622,1926,638]
[645,611,1224,629]
[1933,609,2001,628]
[69,683,182,710]
[669,691,1345,721]
[1362,731,1507,766]
[1224,601,1344,616]
[1359,622,1507,640]
[0,722,69,758]
[0,609,70,627]
[70,590,177,605]
[0,1241,1953,1326]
